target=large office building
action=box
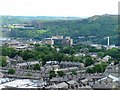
[41,35,73,46]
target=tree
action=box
[57,71,65,77]
[98,52,105,58]
[49,70,56,79]
[107,48,119,59]
[8,68,15,74]
[84,57,94,67]
[0,56,7,67]
[87,62,108,73]
[19,50,34,60]
[94,64,103,73]
[100,62,108,72]
[114,60,119,65]
[61,47,75,55]
[86,67,94,73]
[33,64,41,70]
[71,70,77,75]
[41,60,47,66]
[62,55,70,61]
[2,46,17,58]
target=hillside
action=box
[2,15,118,45]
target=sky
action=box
[0,0,119,17]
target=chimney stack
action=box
[107,37,109,46]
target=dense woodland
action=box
[2,15,119,45]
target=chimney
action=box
[107,37,109,46]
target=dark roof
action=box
[93,83,115,89]
[105,65,118,73]
[60,61,82,66]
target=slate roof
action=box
[92,83,115,89]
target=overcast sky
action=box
[0,0,119,17]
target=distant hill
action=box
[2,15,118,45]
[1,15,81,25]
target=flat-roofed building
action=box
[52,35,63,39]
[41,38,54,45]
[53,36,73,46]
